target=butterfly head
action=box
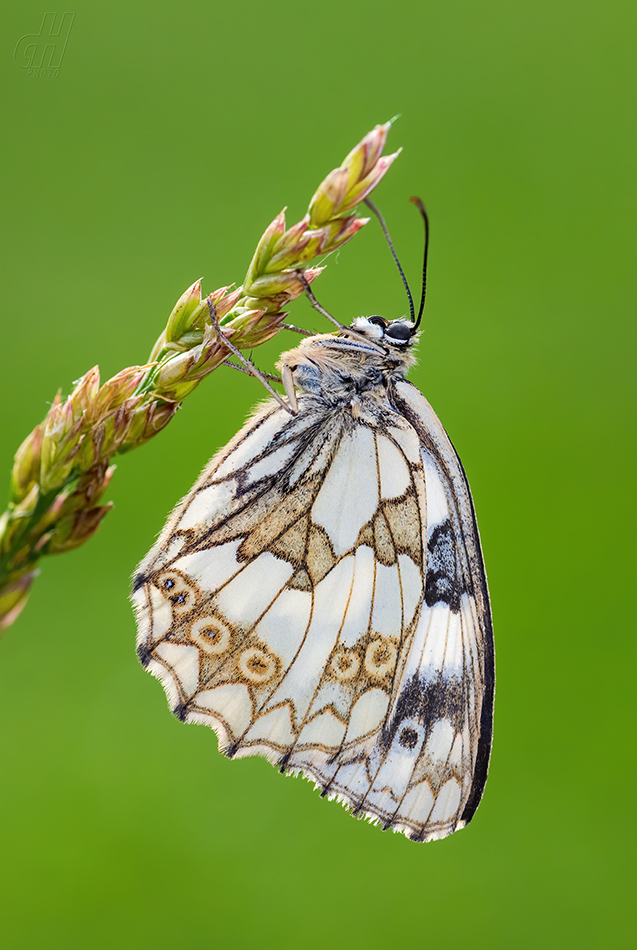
[349,315,417,350]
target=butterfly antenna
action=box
[409,196,429,330]
[364,197,415,322]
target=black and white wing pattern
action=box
[132,322,494,842]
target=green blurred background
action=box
[2,2,635,948]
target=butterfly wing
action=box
[378,379,494,838]
[283,381,494,841]
[132,382,493,842]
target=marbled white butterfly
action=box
[132,199,494,842]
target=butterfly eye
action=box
[385,322,413,343]
[367,316,387,329]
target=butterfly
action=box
[132,202,494,842]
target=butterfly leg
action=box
[223,360,282,382]
[205,297,295,413]
[295,272,385,352]
[281,321,315,337]
[295,270,348,332]
[280,363,299,413]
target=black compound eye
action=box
[385,322,413,342]
[367,315,387,328]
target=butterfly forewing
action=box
[394,380,495,826]
[132,328,494,842]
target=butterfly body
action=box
[133,317,494,842]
